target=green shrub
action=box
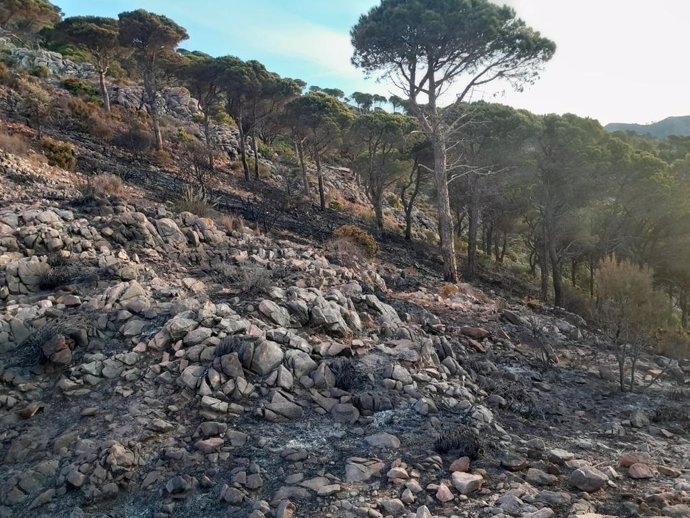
[107,61,128,80]
[271,139,297,159]
[247,158,271,178]
[62,77,99,100]
[46,43,88,62]
[257,140,272,157]
[176,128,193,143]
[329,200,343,211]
[29,64,50,78]
[387,192,402,209]
[0,50,16,68]
[42,138,76,171]
[561,285,595,321]
[333,225,378,257]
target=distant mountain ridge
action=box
[605,115,690,139]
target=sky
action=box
[56,0,690,125]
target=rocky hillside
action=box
[1,149,690,518]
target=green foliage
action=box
[176,128,193,143]
[42,138,76,170]
[62,77,99,99]
[0,50,17,69]
[210,104,234,125]
[387,193,402,208]
[118,10,188,52]
[257,140,272,157]
[29,64,50,78]
[351,0,556,90]
[284,92,354,149]
[50,16,119,56]
[333,225,379,257]
[328,200,343,211]
[44,42,88,62]
[0,0,62,35]
[270,139,297,160]
[106,61,128,80]
[247,158,271,178]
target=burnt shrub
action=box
[434,425,482,459]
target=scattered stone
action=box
[569,467,608,492]
[365,432,401,449]
[628,463,654,479]
[451,472,484,494]
[345,458,385,483]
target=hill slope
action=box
[605,115,690,138]
[0,149,689,518]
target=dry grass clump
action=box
[0,133,32,156]
[439,283,460,299]
[332,225,378,258]
[90,174,124,197]
[325,237,368,268]
[174,185,216,217]
[212,265,272,295]
[219,214,245,233]
[657,331,690,360]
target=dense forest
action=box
[3,0,690,362]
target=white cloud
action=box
[252,22,359,81]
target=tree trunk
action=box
[484,220,493,255]
[529,250,537,277]
[494,228,501,262]
[374,197,384,237]
[404,205,413,240]
[618,347,627,392]
[296,141,308,193]
[237,117,250,181]
[315,152,326,210]
[466,187,479,281]
[143,67,163,151]
[549,241,563,307]
[251,130,260,180]
[589,257,595,298]
[152,115,163,151]
[540,233,549,302]
[571,259,577,287]
[401,162,421,241]
[203,113,214,170]
[499,232,507,263]
[433,137,458,282]
[629,352,638,392]
[98,69,111,113]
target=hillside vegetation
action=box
[605,115,690,139]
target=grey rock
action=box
[569,467,608,492]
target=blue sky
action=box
[56,1,690,125]
[57,0,384,97]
